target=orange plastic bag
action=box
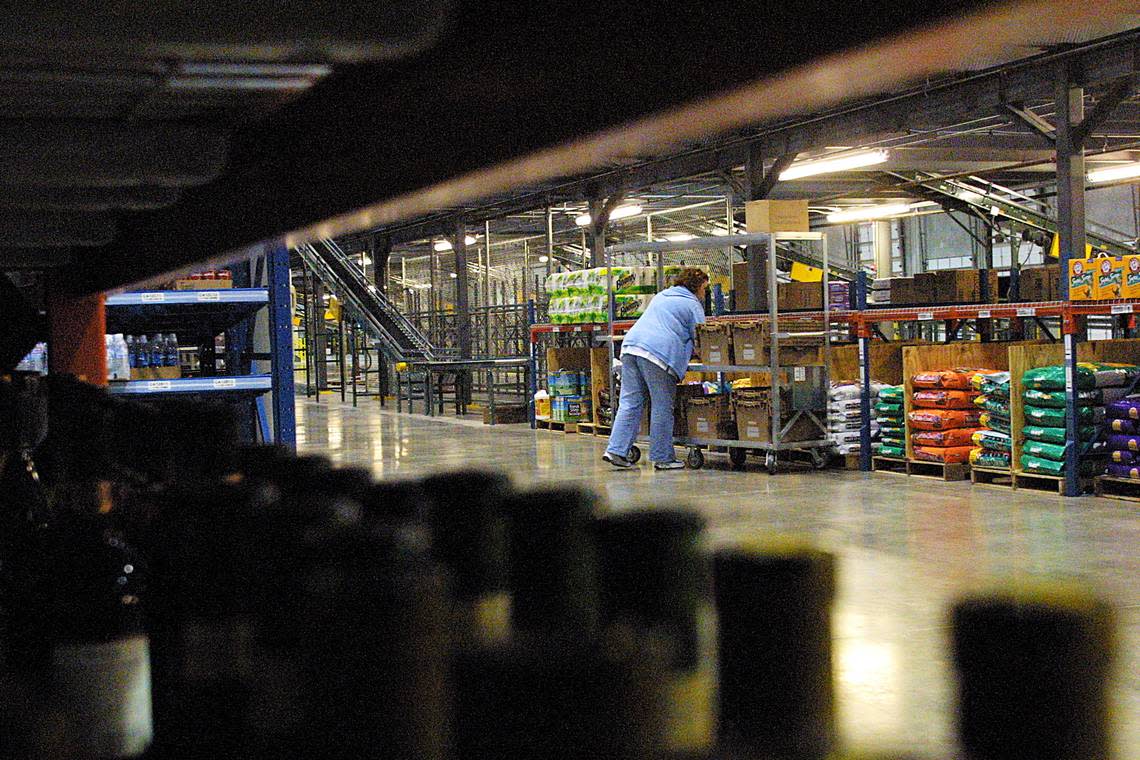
[912,389,980,410]
[911,368,997,390]
[908,408,983,431]
[912,445,975,464]
[912,428,981,447]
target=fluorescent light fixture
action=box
[664,233,695,242]
[574,204,644,226]
[538,255,550,263]
[826,203,913,223]
[1087,162,1140,184]
[780,149,890,181]
[432,235,478,251]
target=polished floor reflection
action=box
[297,398,1139,758]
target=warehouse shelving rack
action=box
[98,248,295,446]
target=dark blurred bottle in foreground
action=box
[714,538,837,760]
[595,508,714,755]
[952,584,1116,760]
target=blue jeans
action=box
[606,354,678,463]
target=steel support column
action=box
[454,218,472,411]
[744,143,768,312]
[267,245,297,447]
[856,272,873,472]
[1055,64,1085,498]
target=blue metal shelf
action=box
[106,375,272,396]
[105,288,269,336]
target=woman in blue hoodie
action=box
[604,267,708,470]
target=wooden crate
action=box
[906,459,970,481]
[1093,475,1140,502]
[830,342,923,386]
[902,343,1014,461]
[971,465,1013,488]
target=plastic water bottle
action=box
[113,334,130,380]
[135,336,150,368]
[164,334,179,368]
[149,335,163,369]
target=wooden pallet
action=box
[906,458,970,481]
[971,465,1013,487]
[871,455,909,475]
[536,417,579,434]
[828,453,864,470]
[1093,475,1140,503]
[576,421,612,437]
[1011,469,1090,494]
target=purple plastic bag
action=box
[1110,449,1137,464]
[1106,463,1140,480]
[1109,418,1137,435]
[1106,398,1140,420]
[1106,434,1140,452]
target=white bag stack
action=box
[827,382,886,455]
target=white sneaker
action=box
[654,460,685,471]
[603,452,635,469]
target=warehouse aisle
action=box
[297,398,1139,758]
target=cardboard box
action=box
[1121,256,1140,299]
[696,323,733,366]
[729,323,822,366]
[1068,258,1094,300]
[913,273,938,305]
[891,277,917,305]
[745,200,809,233]
[1018,266,1059,302]
[777,282,823,311]
[733,391,823,444]
[129,366,181,381]
[686,395,735,440]
[1093,256,1124,300]
[174,278,234,290]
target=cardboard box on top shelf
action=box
[174,276,234,291]
[696,323,733,366]
[1121,256,1140,299]
[1018,265,1059,302]
[777,282,823,311]
[1067,258,1094,300]
[744,199,809,233]
[129,366,181,381]
[913,272,938,304]
[891,276,917,305]
[1093,256,1124,300]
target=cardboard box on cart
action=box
[696,323,733,366]
[733,387,822,444]
[686,394,736,440]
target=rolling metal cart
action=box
[607,232,833,472]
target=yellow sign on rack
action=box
[789,262,823,282]
[1047,234,1100,259]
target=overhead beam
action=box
[753,152,799,201]
[73,5,1140,292]
[0,125,228,188]
[1003,102,1057,144]
[4,0,449,62]
[1071,75,1137,148]
[0,212,115,247]
[0,186,181,211]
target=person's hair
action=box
[674,267,709,294]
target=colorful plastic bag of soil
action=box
[1023,404,1101,427]
[912,389,980,410]
[912,368,995,390]
[1022,440,1068,462]
[880,435,906,448]
[878,424,906,438]
[972,371,1010,396]
[912,445,974,464]
[878,386,904,403]
[1022,362,1140,391]
[912,428,980,448]
[979,413,1011,435]
[979,397,1011,418]
[1019,454,1104,477]
[1106,463,1140,479]
[874,402,903,417]
[1022,388,1103,409]
[1110,418,1137,434]
[908,408,983,431]
[971,429,1011,452]
[969,448,1011,468]
[1110,449,1137,464]
[1106,397,1140,420]
[1107,434,1140,452]
[1023,424,1098,445]
[876,444,906,458]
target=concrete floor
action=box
[296,397,1139,758]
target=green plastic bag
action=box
[972,429,1011,452]
[980,379,1010,399]
[971,450,1011,469]
[876,444,906,458]
[1022,440,1067,462]
[874,402,903,415]
[981,397,1011,418]
[1022,424,1099,445]
[979,413,1010,435]
[878,424,906,438]
[880,436,906,448]
[878,386,904,402]
[1022,388,1102,409]
[1019,454,1104,477]
[1023,404,1099,428]
[1022,362,1140,391]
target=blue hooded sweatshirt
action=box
[620,286,706,378]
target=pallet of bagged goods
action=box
[969,371,1013,472]
[872,385,906,459]
[907,368,991,467]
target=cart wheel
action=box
[685,448,705,470]
[729,447,748,469]
[765,452,778,475]
[627,445,642,464]
[811,449,829,470]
